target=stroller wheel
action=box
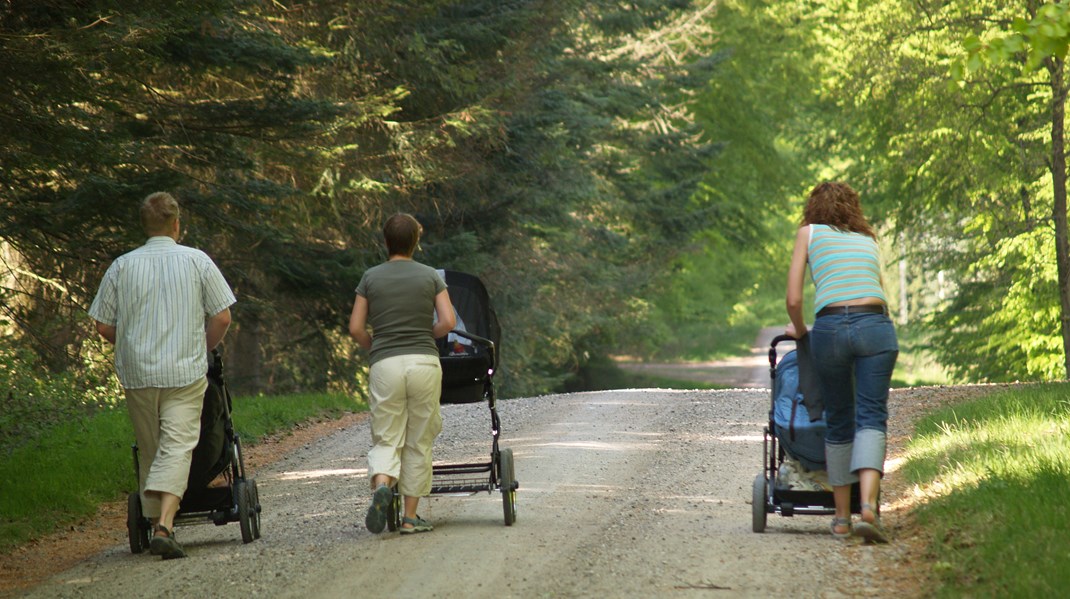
[237,480,256,544]
[752,474,768,533]
[499,448,517,526]
[127,492,150,554]
[250,479,262,540]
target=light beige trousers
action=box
[367,354,443,497]
[125,378,207,518]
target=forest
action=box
[3,0,1070,431]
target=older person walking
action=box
[90,192,236,559]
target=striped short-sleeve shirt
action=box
[89,236,236,389]
[808,224,886,314]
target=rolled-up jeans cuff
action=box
[825,442,859,487]
[850,428,887,475]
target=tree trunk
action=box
[1047,56,1070,378]
[225,317,265,395]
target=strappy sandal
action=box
[830,517,852,539]
[149,524,187,560]
[853,503,889,544]
[400,515,433,534]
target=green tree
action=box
[280,0,719,395]
[0,0,719,402]
[957,0,1070,377]
[648,0,827,357]
[813,0,1063,381]
[0,1,344,383]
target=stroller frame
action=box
[752,334,861,533]
[126,351,262,552]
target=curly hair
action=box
[801,181,875,239]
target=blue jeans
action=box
[810,313,898,484]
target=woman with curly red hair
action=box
[785,182,898,544]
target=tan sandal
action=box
[853,503,889,544]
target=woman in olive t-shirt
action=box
[349,213,456,534]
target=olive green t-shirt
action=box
[355,259,447,365]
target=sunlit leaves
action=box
[958,1,1070,76]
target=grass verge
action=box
[0,392,363,555]
[900,382,1070,596]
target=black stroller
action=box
[126,350,261,552]
[752,335,861,532]
[380,270,517,528]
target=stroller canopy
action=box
[440,270,501,349]
[437,270,500,404]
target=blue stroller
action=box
[752,335,862,532]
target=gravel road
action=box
[12,330,983,598]
[14,389,898,598]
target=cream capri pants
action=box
[125,377,208,518]
[367,354,443,498]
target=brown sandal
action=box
[149,524,187,559]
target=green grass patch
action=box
[900,383,1070,596]
[0,392,364,555]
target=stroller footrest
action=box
[432,462,492,476]
[430,476,493,494]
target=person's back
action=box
[358,259,443,364]
[100,238,234,388]
[807,224,886,313]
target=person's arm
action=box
[785,225,809,339]
[206,307,232,351]
[348,294,372,350]
[95,321,116,345]
[432,290,456,339]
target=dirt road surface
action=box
[7,329,992,598]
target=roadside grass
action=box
[0,392,363,555]
[899,382,1070,596]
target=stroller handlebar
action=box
[771,334,798,348]
[446,329,497,370]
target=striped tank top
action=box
[808,224,886,314]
